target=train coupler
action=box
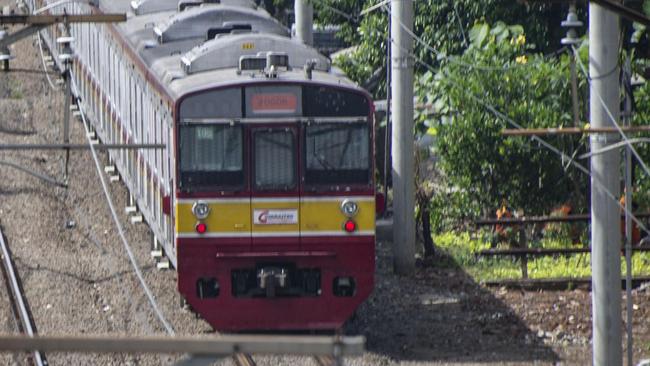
[257,266,288,298]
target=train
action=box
[27,0,379,330]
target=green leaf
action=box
[469,23,490,47]
[644,0,650,16]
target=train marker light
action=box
[340,199,359,217]
[196,222,208,234]
[192,201,210,219]
[343,220,357,233]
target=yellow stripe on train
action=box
[175,199,375,235]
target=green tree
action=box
[418,22,588,222]
[314,0,570,97]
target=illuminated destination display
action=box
[250,93,298,114]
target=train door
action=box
[249,124,300,251]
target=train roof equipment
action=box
[153,4,288,43]
[131,0,256,15]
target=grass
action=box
[433,231,650,282]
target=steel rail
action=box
[314,355,338,366]
[233,353,256,366]
[0,229,46,366]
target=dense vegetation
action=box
[301,0,650,276]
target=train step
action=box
[156,258,170,270]
[130,214,143,224]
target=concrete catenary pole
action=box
[589,3,622,365]
[294,0,313,46]
[390,0,415,274]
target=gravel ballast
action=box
[1,3,650,365]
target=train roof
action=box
[96,0,363,100]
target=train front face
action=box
[174,81,375,331]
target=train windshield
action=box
[254,129,296,191]
[304,123,370,186]
[179,124,244,190]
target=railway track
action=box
[314,355,338,366]
[232,352,340,366]
[233,352,256,366]
[0,227,48,366]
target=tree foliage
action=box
[417,23,588,220]
[314,0,570,98]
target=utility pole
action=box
[390,0,415,274]
[294,0,312,46]
[589,3,622,366]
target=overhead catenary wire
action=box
[572,46,650,187]
[383,15,650,236]
[383,6,564,73]
[36,32,59,90]
[579,138,650,159]
[67,74,175,336]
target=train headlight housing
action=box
[192,201,210,220]
[340,199,359,217]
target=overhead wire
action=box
[36,33,60,91]
[29,0,175,336]
[572,46,650,183]
[68,74,175,336]
[383,5,569,72]
[383,11,650,235]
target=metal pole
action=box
[0,231,46,366]
[589,3,622,365]
[63,67,71,177]
[570,52,580,126]
[390,0,415,274]
[623,57,633,366]
[294,0,312,46]
[382,2,391,217]
[62,21,72,179]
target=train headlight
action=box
[340,199,359,217]
[192,201,210,219]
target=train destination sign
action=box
[253,209,298,225]
[245,86,302,117]
[250,93,297,114]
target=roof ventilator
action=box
[237,54,266,75]
[178,0,220,11]
[304,59,316,80]
[265,52,289,78]
[206,23,252,40]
